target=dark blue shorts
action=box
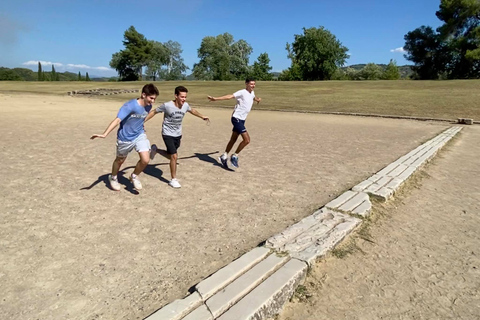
[231,117,246,133]
[162,135,181,154]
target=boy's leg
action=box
[225,131,240,154]
[234,131,251,154]
[133,151,150,175]
[112,156,127,176]
[169,153,178,179]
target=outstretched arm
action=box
[90,118,121,139]
[188,108,209,121]
[144,109,158,123]
[207,94,235,102]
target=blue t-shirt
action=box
[116,99,152,141]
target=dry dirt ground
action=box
[0,93,454,320]
[278,126,480,319]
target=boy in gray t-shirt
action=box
[145,86,209,188]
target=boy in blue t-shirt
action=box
[90,84,159,191]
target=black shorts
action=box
[231,117,247,133]
[162,135,182,154]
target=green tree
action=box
[0,68,23,81]
[359,63,383,80]
[37,62,43,81]
[110,26,152,81]
[193,33,252,80]
[251,53,273,80]
[382,59,401,79]
[286,26,349,80]
[159,40,188,80]
[145,40,169,81]
[78,71,82,81]
[85,72,90,81]
[51,65,58,81]
[404,0,480,79]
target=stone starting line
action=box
[145,126,463,320]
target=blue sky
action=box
[0,0,443,78]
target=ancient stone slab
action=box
[281,212,347,253]
[374,176,394,187]
[266,208,334,249]
[352,200,371,217]
[376,162,400,176]
[206,254,289,318]
[196,247,270,300]
[397,166,417,180]
[365,182,382,193]
[325,190,357,209]
[384,177,404,190]
[352,179,373,192]
[338,192,370,212]
[371,187,394,201]
[386,164,408,178]
[217,259,308,320]
[292,216,362,265]
[182,304,213,320]
[145,291,202,320]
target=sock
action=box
[232,153,238,157]
[131,173,137,179]
[112,175,117,180]
[222,152,228,159]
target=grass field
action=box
[1,80,479,119]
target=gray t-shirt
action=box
[155,100,192,137]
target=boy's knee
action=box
[116,156,126,164]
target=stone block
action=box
[145,292,202,320]
[196,247,270,300]
[352,200,371,217]
[325,190,357,209]
[182,304,213,320]
[217,259,308,320]
[292,216,362,265]
[338,192,370,212]
[206,254,289,318]
[352,179,373,192]
[384,177,404,190]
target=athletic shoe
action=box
[130,174,143,190]
[108,175,121,191]
[219,155,228,168]
[150,144,157,160]
[169,178,181,188]
[230,155,239,168]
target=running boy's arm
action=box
[188,108,209,121]
[145,103,165,123]
[90,118,121,139]
[254,97,262,104]
[207,94,235,101]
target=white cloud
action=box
[23,60,63,67]
[390,47,405,53]
[23,60,113,72]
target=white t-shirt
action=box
[232,89,255,120]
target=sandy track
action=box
[0,93,450,319]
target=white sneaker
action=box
[169,178,181,188]
[150,144,157,160]
[108,175,121,191]
[130,174,143,190]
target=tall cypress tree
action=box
[85,72,90,81]
[51,65,57,81]
[38,62,43,81]
[78,71,81,81]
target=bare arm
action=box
[254,97,262,104]
[144,109,158,123]
[188,108,209,121]
[90,118,121,139]
[207,94,235,102]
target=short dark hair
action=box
[175,86,188,95]
[142,84,159,96]
[245,78,256,83]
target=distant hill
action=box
[0,66,117,81]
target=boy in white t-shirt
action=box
[207,78,261,169]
